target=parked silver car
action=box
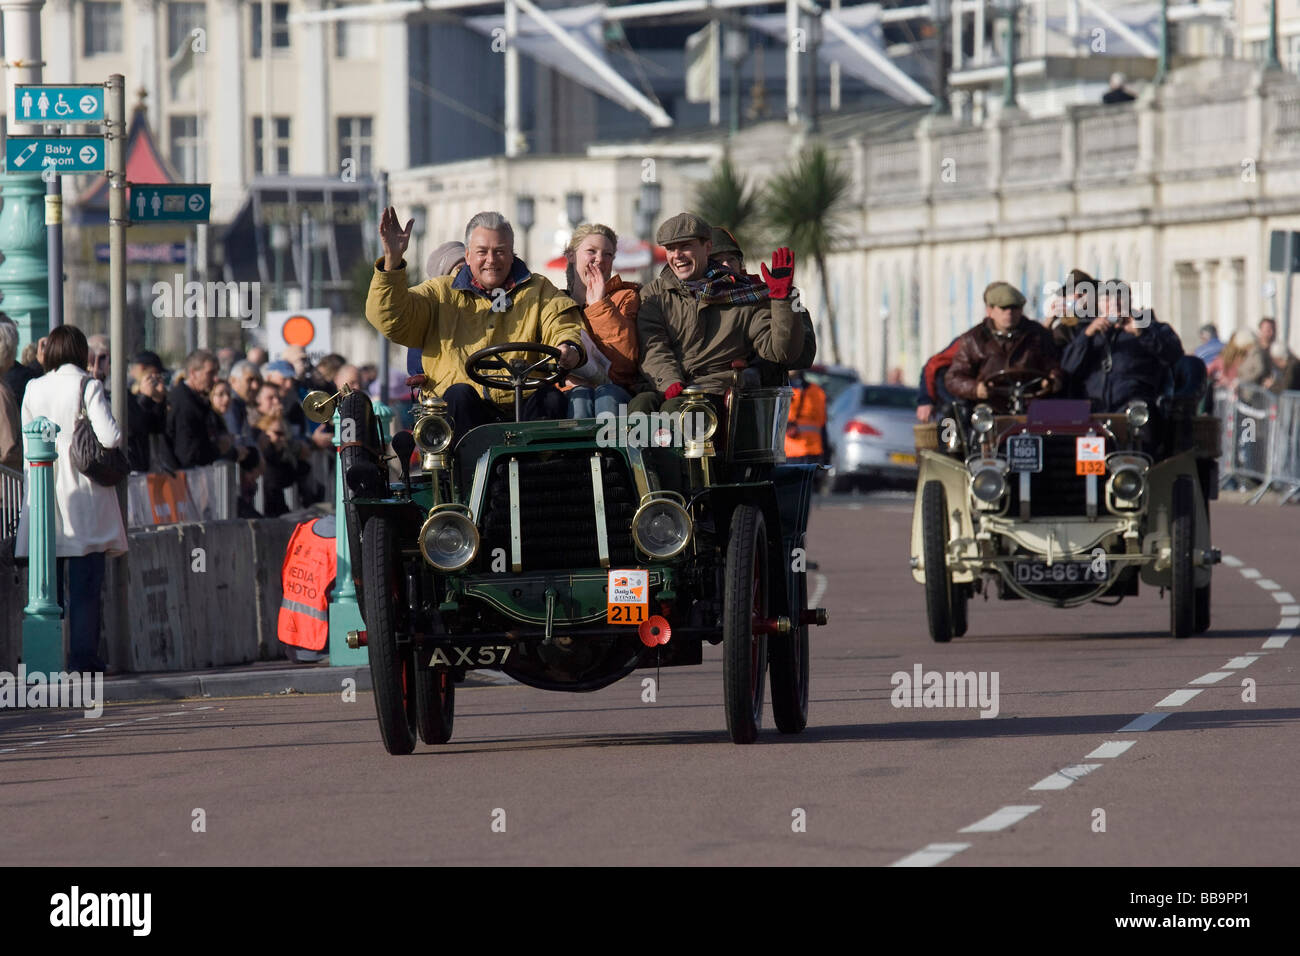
[826,384,921,492]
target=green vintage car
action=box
[312,344,828,755]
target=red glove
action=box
[664,382,684,400]
[760,247,795,299]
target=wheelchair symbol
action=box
[53,94,73,117]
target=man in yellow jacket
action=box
[366,208,585,447]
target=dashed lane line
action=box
[1224,656,1261,669]
[1263,635,1291,649]
[1029,764,1103,791]
[1155,689,1203,707]
[891,843,971,867]
[1188,672,1232,685]
[1239,568,1261,579]
[1272,592,1296,604]
[960,806,1041,833]
[1118,712,1171,732]
[1086,741,1136,759]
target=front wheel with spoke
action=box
[723,504,769,744]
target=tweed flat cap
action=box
[984,281,1027,308]
[656,212,712,246]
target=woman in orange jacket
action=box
[562,223,641,418]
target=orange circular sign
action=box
[282,314,316,346]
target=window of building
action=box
[251,1,291,59]
[168,2,206,56]
[170,115,205,182]
[84,2,123,56]
[337,116,373,178]
[252,116,292,175]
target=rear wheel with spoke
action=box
[362,517,417,755]
[769,540,809,734]
[921,481,954,643]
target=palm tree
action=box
[693,156,762,254]
[762,145,851,365]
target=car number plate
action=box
[607,569,649,625]
[1075,436,1106,476]
[1006,435,1042,473]
[890,452,917,465]
[425,645,513,668]
[1013,560,1110,584]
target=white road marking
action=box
[1119,712,1171,732]
[55,734,76,739]
[1220,554,1243,567]
[1273,592,1296,604]
[1155,689,1203,707]
[1086,741,1136,759]
[891,842,971,867]
[24,741,47,747]
[1280,605,1300,616]
[197,706,214,711]
[1188,672,1232,685]
[960,805,1041,833]
[1257,579,1280,590]
[1030,764,1103,790]
[1224,656,1261,669]
[1276,617,1299,630]
[0,749,14,753]
[135,716,158,722]
[104,722,126,727]
[809,571,828,609]
[1240,568,1261,579]
[1263,635,1291,649]
[79,727,105,733]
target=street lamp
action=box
[565,191,584,229]
[998,0,1019,110]
[930,0,951,115]
[639,180,662,284]
[1155,0,1170,84]
[1267,0,1283,72]
[516,194,535,265]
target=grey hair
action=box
[230,359,259,381]
[185,348,216,373]
[464,211,514,250]
[0,316,17,373]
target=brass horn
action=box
[301,384,353,424]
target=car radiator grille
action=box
[478,451,639,571]
[1007,436,1091,518]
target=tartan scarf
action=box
[682,267,770,306]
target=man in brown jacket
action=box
[946,281,1063,412]
[630,213,806,415]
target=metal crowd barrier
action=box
[1218,384,1300,504]
[126,460,238,528]
[0,462,21,539]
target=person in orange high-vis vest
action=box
[277,516,337,663]
[784,371,827,464]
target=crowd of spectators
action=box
[0,320,368,519]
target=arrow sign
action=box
[6,136,105,174]
[14,84,105,123]
[127,184,211,223]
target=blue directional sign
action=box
[6,136,105,174]
[14,84,105,123]
[128,184,211,223]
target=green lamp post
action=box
[1000,0,1019,110]
[22,418,63,673]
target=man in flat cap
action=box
[630,213,807,415]
[946,281,1063,412]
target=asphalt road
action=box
[2,493,1298,866]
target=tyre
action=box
[1170,476,1195,639]
[1193,583,1211,634]
[769,542,809,735]
[415,664,455,745]
[952,583,969,638]
[723,504,769,744]
[361,516,417,755]
[921,480,954,643]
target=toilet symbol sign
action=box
[13,84,105,122]
[127,184,211,223]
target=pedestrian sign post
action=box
[127,184,211,223]
[6,136,105,174]
[13,84,105,123]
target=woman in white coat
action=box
[16,325,128,672]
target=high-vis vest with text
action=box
[785,383,827,459]
[277,517,336,652]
